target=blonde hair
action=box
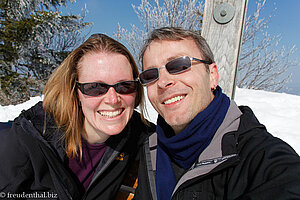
[43,34,145,159]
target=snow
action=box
[0,96,44,121]
[1,88,299,155]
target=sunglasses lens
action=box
[139,68,159,84]
[166,56,191,74]
[139,57,192,85]
[81,82,108,96]
[116,81,138,94]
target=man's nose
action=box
[156,68,175,88]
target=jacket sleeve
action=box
[237,128,300,199]
[0,124,33,192]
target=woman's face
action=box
[77,52,136,144]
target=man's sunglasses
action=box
[138,56,212,85]
[77,80,138,96]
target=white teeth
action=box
[164,95,185,105]
[99,110,122,118]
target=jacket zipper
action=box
[190,153,238,170]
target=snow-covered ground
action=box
[1,88,299,154]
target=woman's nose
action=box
[104,87,120,104]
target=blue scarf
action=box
[156,86,230,200]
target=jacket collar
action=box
[146,100,243,198]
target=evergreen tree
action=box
[0,0,91,105]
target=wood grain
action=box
[202,0,248,99]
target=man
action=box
[134,27,300,200]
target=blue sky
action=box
[64,0,300,95]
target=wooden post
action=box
[201,0,248,99]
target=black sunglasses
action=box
[138,56,212,85]
[77,80,138,96]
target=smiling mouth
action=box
[98,109,124,118]
[163,95,185,105]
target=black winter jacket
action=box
[0,102,155,200]
[134,101,300,200]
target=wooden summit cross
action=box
[201,0,248,99]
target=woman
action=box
[0,34,154,199]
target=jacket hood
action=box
[17,101,60,135]
[238,105,266,135]
[15,101,66,160]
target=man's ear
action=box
[209,63,219,90]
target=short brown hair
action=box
[140,27,215,70]
[43,34,145,158]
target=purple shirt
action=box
[68,139,107,190]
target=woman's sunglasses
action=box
[138,56,212,85]
[77,80,138,96]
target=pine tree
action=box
[0,0,91,105]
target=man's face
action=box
[143,38,218,134]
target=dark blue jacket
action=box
[0,102,155,199]
[0,121,12,130]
